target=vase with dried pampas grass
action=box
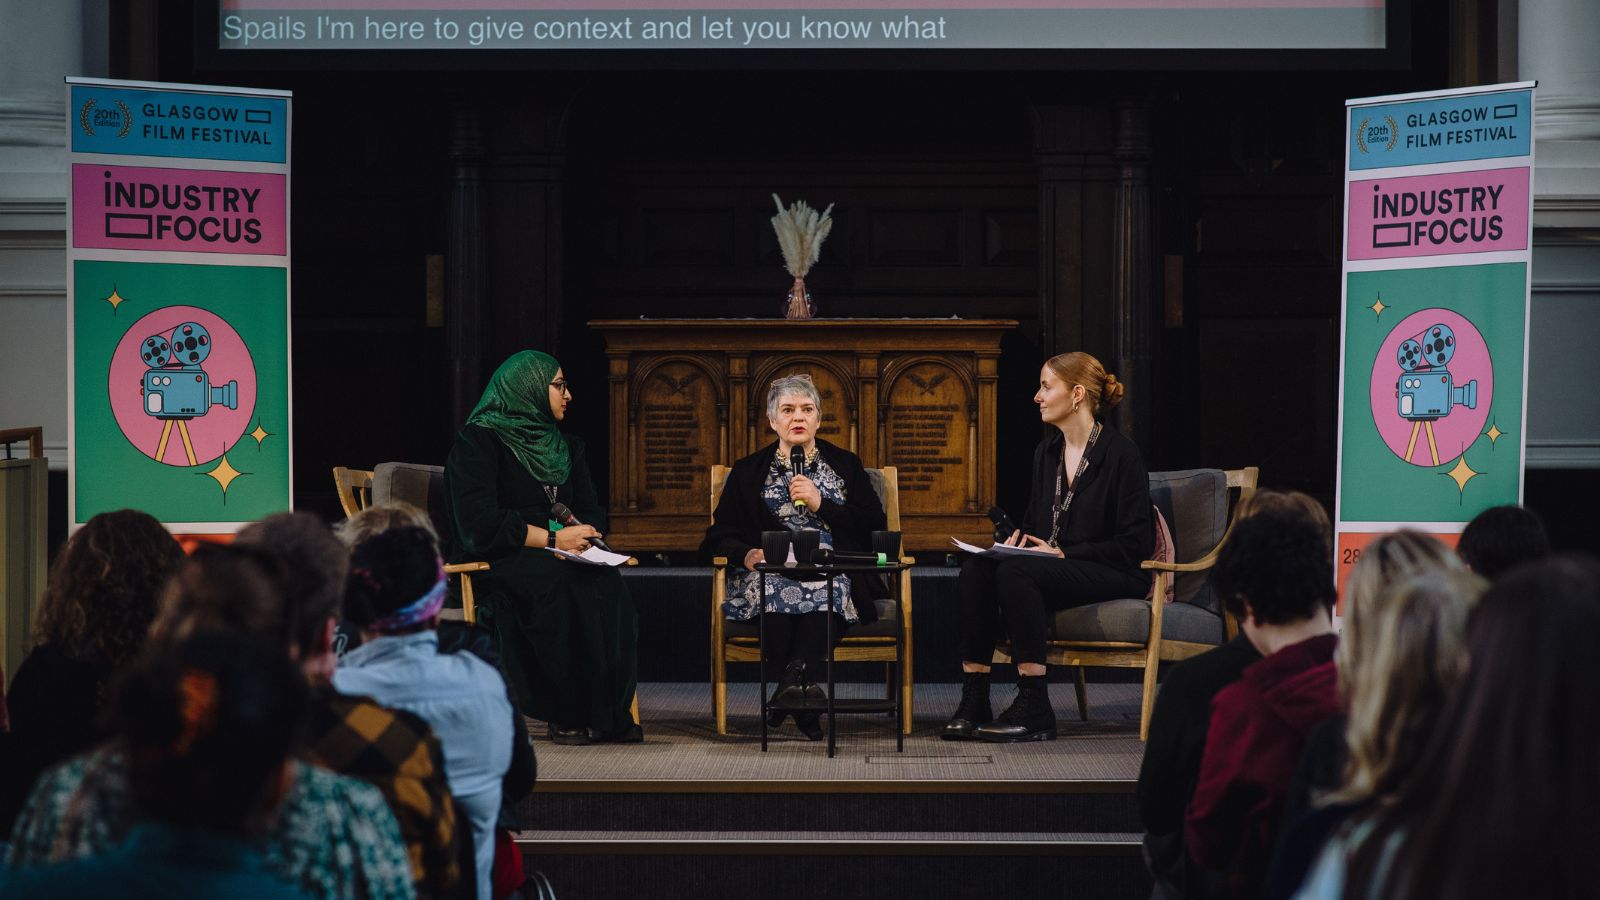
[770,194,834,319]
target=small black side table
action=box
[754,560,907,758]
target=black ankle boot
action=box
[768,660,806,727]
[975,674,1056,743]
[942,671,994,741]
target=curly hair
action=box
[1210,507,1335,625]
[33,509,183,670]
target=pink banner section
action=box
[72,164,286,256]
[1347,166,1529,261]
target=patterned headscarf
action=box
[466,350,571,485]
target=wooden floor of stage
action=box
[528,681,1147,787]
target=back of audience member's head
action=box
[114,630,307,835]
[345,527,446,635]
[34,509,183,671]
[149,543,295,655]
[1212,507,1336,625]
[1233,489,1332,555]
[234,512,349,660]
[1456,504,1551,580]
[1339,530,1461,624]
[336,502,440,552]
[1332,567,1484,806]
[1346,555,1600,900]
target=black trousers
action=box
[959,554,1148,665]
[760,610,848,676]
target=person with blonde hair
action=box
[945,351,1153,743]
[337,502,438,549]
[1263,532,1481,900]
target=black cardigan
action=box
[698,438,889,622]
[1018,424,1154,578]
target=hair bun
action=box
[1101,374,1125,409]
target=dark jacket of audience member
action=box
[0,632,313,900]
[0,510,182,840]
[1183,509,1339,900]
[1138,634,1261,896]
[1456,504,1550,580]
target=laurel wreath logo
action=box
[79,99,95,137]
[116,100,132,138]
[1383,115,1398,151]
[78,99,134,139]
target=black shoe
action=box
[975,675,1056,743]
[942,671,994,741]
[794,712,824,741]
[599,723,645,744]
[547,723,592,746]
[767,660,807,727]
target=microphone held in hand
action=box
[549,502,614,553]
[789,446,809,511]
[988,506,1018,544]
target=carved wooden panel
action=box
[631,357,723,513]
[593,319,1012,550]
[882,359,976,515]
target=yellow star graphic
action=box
[1369,294,1386,318]
[1442,454,1480,496]
[200,452,247,501]
[249,422,271,447]
[105,286,126,312]
[1484,420,1504,445]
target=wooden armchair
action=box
[333,464,490,623]
[709,465,916,735]
[992,466,1258,741]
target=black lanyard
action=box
[1046,421,1100,548]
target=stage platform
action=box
[514,681,1153,900]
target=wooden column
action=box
[1112,100,1154,448]
[446,102,487,429]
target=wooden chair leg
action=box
[460,574,477,625]
[1073,666,1089,722]
[1139,650,1161,741]
[630,692,640,726]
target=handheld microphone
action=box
[549,502,614,553]
[789,446,809,511]
[988,507,1018,544]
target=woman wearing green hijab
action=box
[446,351,639,745]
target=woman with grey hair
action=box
[699,373,887,740]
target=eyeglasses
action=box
[549,380,571,396]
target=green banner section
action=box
[73,260,289,525]
[1339,262,1525,523]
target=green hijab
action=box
[466,350,571,485]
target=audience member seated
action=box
[335,527,513,900]
[0,510,182,841]
[1263,531,1477,900]
[342,502,539,898]
[6,542,417,900]
[238,513,462,900]
[0,632,314,900]
[1138,490,1329,899]
[1184,507,1340,900]
[700,373,888,741]
[1296,556,1600,900]
[1456,504,1551,580]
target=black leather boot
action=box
[974,674,1056,743]
[767,660,806,727]
[941,670,994,741]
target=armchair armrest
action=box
[444,562,490,575]
[711,556,730,568]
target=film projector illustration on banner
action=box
[137,321,239,465]
[1393,322,1478,466]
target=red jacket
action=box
[1184,633,1340,899]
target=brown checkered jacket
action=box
[304,680,460,899]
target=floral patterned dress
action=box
[723,452,858,624]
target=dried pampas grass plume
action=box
[771,194,834,278]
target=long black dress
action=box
[446,424,637,735]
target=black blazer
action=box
[698,438,889,622]
[1019,424,1154,579]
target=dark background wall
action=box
[106,0,1600,556]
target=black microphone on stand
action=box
[789,446,809,511]
[549,502,614,553]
